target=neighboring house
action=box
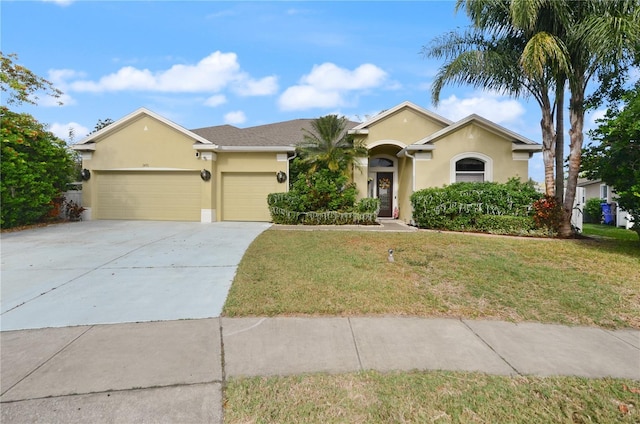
[577,178,633,229]
[72,101,541,223]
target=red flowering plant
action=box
[532,195,563,234]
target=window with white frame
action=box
[455,158,485,182]
[600,184,609,200]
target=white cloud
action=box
[233,76,278,96]
[42,0,74,6]
[435,94,526,125]
[38,92,76,107]
[279,62,387,111]
[204,94,227,107]
[58,52,274,97]
[49,122,89,143]
[224,111,247,125]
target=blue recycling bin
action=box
[601,203,614,225]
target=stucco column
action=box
[199,152,216,222]
[354,156,369,200]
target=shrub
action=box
[355,197,380,214]
[267,185,379,225]
[410,179,542,231]
[584,197,603,223]
[1,107,75,228]
[290,168,357,212]
[475,214,538,235]
[532,195,563,234]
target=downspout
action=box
[286,151,297,191]
[402,149,416,193]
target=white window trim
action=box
[450,152,493,184]
[600,184,609,201]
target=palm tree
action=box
[513,0,640,236]
[299,114,367,178]
[423,0,564,198]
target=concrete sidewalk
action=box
[2,317,639,423]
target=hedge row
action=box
[268,193,380,225]
[410,180,544,235]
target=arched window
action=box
[455,158,485,182]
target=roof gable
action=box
[73,108,213,150]
[415,114,539,146]
[350,101,452,133]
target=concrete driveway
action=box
[0,220,270,331]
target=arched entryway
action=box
[368,154,397,217]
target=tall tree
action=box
[299,115,367,178]
[0,53,74,228]
[513,0,640,236]
[423,0,565,198]
[1,107,74,228]
[582,84,640,240]
[1,52,62,106]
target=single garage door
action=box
[96,171,201,221]
[222,172,280,221]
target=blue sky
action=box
[1,0,615,183]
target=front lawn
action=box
[224,229,640,329]
[583,223,639,242]
[224,371,640,424]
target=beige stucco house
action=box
[72,101,541,223]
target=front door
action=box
[377,172,393,217]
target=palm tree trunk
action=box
[560,77,585,237]
[554,79,565,204]
[540,95,556,197]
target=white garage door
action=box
[222,172,281,221]
[96,171,201,221]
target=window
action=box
[455,158,485,182]
[600,184,608,200]
[369,157,394,167]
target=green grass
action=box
[224,371,640,424]
[583,223,639,242]
[224,229,640,328]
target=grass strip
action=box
[224,370,640,424]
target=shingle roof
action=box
[190,118,359,147]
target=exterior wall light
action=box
[200,169,212,181]
[276,171,287,183]
[81,169,91,181]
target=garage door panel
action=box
[97,172,200,221]
[222,173,281,221]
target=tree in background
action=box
[90,118,114,134]
[1,107,75,228]
[1,52,62,106]
[1,53,74,228]
[582,84,640,240]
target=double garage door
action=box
[96,171,201,221]
[95,171,279,222]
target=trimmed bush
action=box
[584,197,603,223]
[475,215,538,235]
[410,179,543,235]
[267,189,380,225]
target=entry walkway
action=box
[2,317,638,423]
